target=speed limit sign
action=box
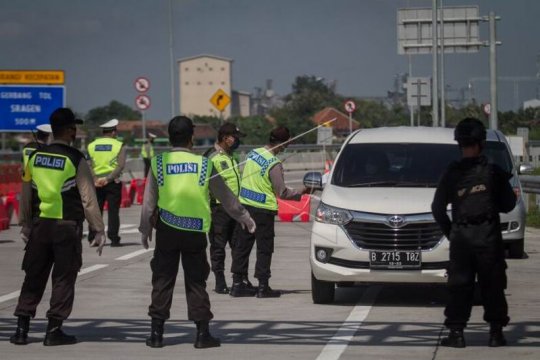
[344,100,356,114]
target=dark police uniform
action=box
[139,140,254,348]
[204,144,242,293]
[432,154,516,344]
[87,125,126,246]
[13,134,104,345]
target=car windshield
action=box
[331,141,514,188]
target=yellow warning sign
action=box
[209,88,231,112]
[0,70,65,85]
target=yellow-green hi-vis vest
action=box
[208,150,241,203]
[141,143,154,159]
[22,142,40,170]
[87,137,123,176]
[24,144,85,220]
[239,147,280,211]
[152,151,213,233]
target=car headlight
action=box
[315,202,353,225]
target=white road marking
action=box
[0,290,20,304]
[115,248,154,260]
[0,264,109,304]
[316,286,381,360]
[78,264,109,275]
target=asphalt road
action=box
[1,182,539,359]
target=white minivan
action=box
[304,126,526,304]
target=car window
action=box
[332,143,461,187]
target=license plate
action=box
[369,250,421,269]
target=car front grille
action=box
[343,221,443,250]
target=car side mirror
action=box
[519,164,534,175]
[303,171,323,191]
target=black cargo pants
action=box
[148,219,213,321]
[14,219,83,320]
[89,181,122,243]
[209,204,237,274]
[230,205,275,283]
[444,221,510,330]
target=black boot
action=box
[214,272,229,294]
[256,281,281,298]
[230,275,257,297]
[194,321,220,349]
[440,329,466,348]
[10,316,30,345]
[146,318,164,348]
[488,324,507,347]
[43,318,77,346]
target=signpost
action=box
[344,100,356,135]
[134,76,150,139]
[406,77,431,126]
[0,85,65,132]
[210,88,231,121]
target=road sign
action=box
[210,89,231,112]
[344,100,356,114]
[134,77,150,93]
[406,77,431,106]
[483,103,491,115]
[397,6,481,55]
[317,126,333,145]
[0,85,65,132]
[0,70,65,85]
[135,94,151,110]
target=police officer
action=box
[203,122,246,294]
[10,108,105,346]
[139,116,256,349]
[141,132,157,177]
[22,124,52,171]
[230,126,308,298]
[432,118,517,348]
[87,119,126,246]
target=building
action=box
[523,98,540,110]
[231,90,251,117]
[312,107,360,138]
[178,54,233,118]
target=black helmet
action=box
[454,118,486,146]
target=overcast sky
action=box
[1,0,539,121]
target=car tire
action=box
[508,239,524,259]
[311,272,335,304]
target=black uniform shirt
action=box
[431,155,517,238]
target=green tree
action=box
[85,100,141,127]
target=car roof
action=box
[348,126,504,144]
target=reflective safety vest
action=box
[239,147,280,211]
[87,137,123,176]
[152,151,213,233]
[24,143,85,221]
[206,148,241,203]
[22,142,43,171]
[141,142,154,159]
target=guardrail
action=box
[519,175,540,194]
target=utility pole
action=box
[488,11,499,130]
[439,0,446,127]
[168,0,176,117]
[431,0,439,127]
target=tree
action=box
[85,100,141,127]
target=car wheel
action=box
[311,272,335,304]
[508,239,524,259]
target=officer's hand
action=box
[141,232,152,249]
[20,227,31,244]
[241,217,257,234]
[95,177,108,187]
[93,232,106,256]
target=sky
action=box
[1,0,539,122]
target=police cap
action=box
[454,118,486,146]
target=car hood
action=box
[322,185,436,214]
